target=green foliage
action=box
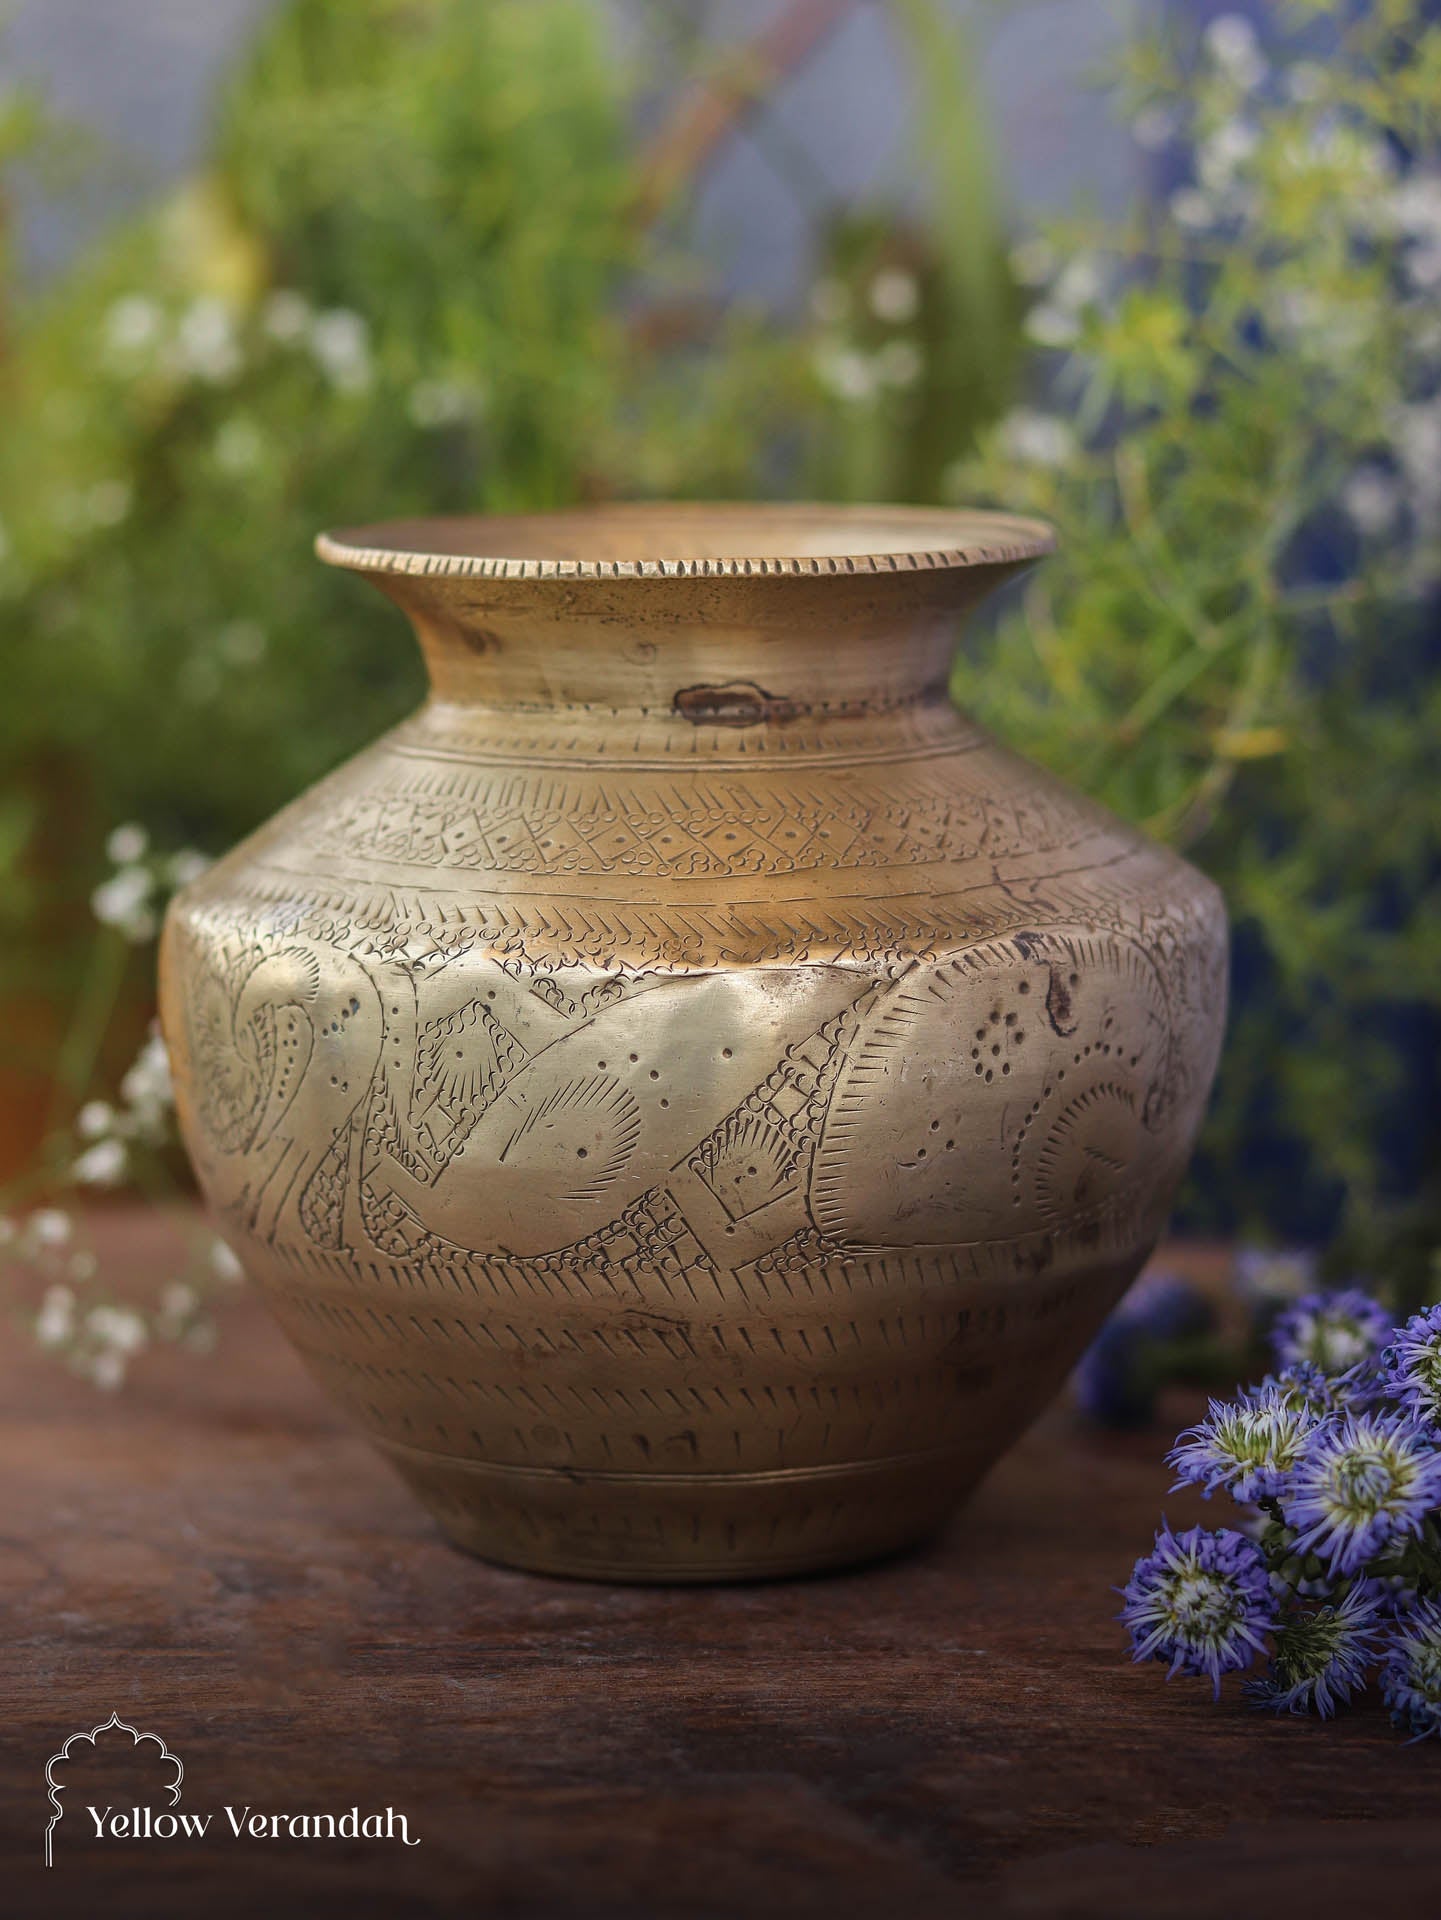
[952,2,1441,1259]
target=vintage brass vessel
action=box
[161,504,1226,1581]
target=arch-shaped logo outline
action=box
[45,1711,183,1867]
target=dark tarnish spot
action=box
[459,626,504,655]
[673,681,805,728]
[1045,964,1078,1036]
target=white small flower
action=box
[158,1281,199,1335]
[1285,61,1326,104]
[1170,187,1218,232]
[103,295,163,358]
[216,618,267,666]
[87,1304,149,1355]
[1198,120,1259,192]
[1394,401,1441,511]
[407,379,475,429]
[310,308,372,392]
[1023,302,1080,348]
[262,288,312,344]
[808,278,849,325]
[106,822,149,865]
[213,417,265,473]
[1052,254,1103,313]
[1342,467,1403,537]
[875,339,923,389]
[176,296,242,384]
[1204,15,1267,90]
[76,1100,115,1140]
[89,1349,127,1391]
[1008,238,1056,288]
[210,1238,245,1285]
[1132,103,1180,152]
[35,1285,76,1349]
[813,344,878,402]
[73,1139,128,1187]
[998,407,1076,469]
[91,865,155,941]
[30,1208,72,1247]
[167,848,211,888]
[120,1032,174,1127]
[868,267,920,325]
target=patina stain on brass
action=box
[159,504,1227,1581]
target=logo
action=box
[46,1712,183,1868]
[44,1714,419,1866]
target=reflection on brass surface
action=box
[160,504,1227,1582]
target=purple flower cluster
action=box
[1123,1289,1441,1734]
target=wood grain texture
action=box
[4,1209,1436,1919]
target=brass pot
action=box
[160,504,1226,1581]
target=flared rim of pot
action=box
[315,501,1056,583]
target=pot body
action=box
[160,505,1227,1580]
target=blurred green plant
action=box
[953,1,1441,1286]
[0,0,1015,1377]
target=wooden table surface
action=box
[4,1209,1437,1918]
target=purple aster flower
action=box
[1247,1360,1378,1418]
[1234,1246,1319,1308]
[1380,1599,1441,1741]
[1168,1387,1322,1504]
[1271,1288,1394,1377]
[1245,1586,1387,1719]
[1383,1305,1441,1430]
[1120,1524,1277,1696]
[1281,1410,1441,1577]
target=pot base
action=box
[379,1440,980,1583]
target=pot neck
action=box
[363,565,1026,725]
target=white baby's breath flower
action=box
[106,821,148,865]
[868,267,920,325]
[87,1304,149,1355]
[91,866,156,942]
[407,379,475,429]
[1285,60,1326,104]
[210,1238,245,1285]
[310,308,372,392]
[30,1208,72,1247]
[1343,466,1403,537]
[1132,102,1180,152]
[213,417,265,473]
[875,339,923,389]
[808,277,849,326]
[103,294,163,358]
[1204,14,1267,91]
[998,408,1076,469]
[262,288,312,343]
[119,1031,174,1140]
[1198,119,1259,192]
[176,296,242,384]
[216,618,267,666]
[1008,237,1056,288]
[89,1348,127,1392]
[1170,187,1218,232]
[167,848,211,888]
[76,1100,115,1140]
[813,343,878,402]
[1023,302,1080,348]
[35,1285,76,1349]
[73,1139,128,1188]
[1052,254,1103,313]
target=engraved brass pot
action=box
[160,504,1227,1582]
